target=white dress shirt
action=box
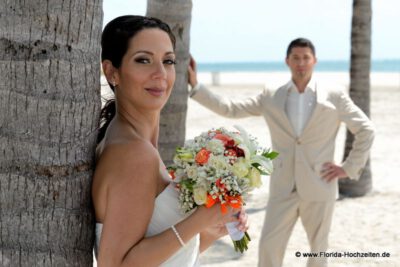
[285,80,317,137]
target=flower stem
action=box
[232,231,251,253]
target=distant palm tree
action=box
[340,0,372,197]
[146,0,193,165]
[0,1,102,265]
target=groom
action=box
[188,38,375,267]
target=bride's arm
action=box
[95,142,237,267]
[199,227,225,253]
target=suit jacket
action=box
[191,81,375,202]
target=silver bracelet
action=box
[171,225,185,247]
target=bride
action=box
[92,15,248,267]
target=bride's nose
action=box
[151,61,167,80]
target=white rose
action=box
[173,168,186,182]
[198,170,207,179]
[196,178,209,190]
[247,167,262,188]
[231,132,244,144]
[187,166,198,179]
[205,139,225,154]
[193,186,208,205]
[232,158,249,178]
[209,155,229,170]
[237,144,251,162]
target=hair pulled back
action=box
[97,15,176,144]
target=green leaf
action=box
[181,179,195,191]
[251,163,269,175]
[262,149,279,160]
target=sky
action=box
[102,0,400,63]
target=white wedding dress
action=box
[95,175,200,266]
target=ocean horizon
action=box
[197,59,400,73]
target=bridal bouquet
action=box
[168,125,278,253]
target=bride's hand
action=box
[188,55,198,88]
[203,222,228,239]
[235,208,250,232]
[196,202,239,226]
[201,207,249,239]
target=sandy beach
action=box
[96,71,400,266]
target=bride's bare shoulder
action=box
[97,139,158,175]
[92,138,159,220]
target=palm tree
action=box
[0,1,102,265]
[146,0,193,165]
[340,0,372,197]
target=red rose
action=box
[235,146,245,157]
[213,133,235,147]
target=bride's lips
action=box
[145,87,166,97]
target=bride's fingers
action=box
[236,211,249,231]
[189,55,197,71]
[187,59,198,87]
[220,207,239,223]
[240,221,250,232]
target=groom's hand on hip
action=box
[320,162,348,183]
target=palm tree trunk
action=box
[340,0,372,197]
[0,1,102,265]
[146,0,193,165]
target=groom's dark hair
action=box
[286,38,316,58]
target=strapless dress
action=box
[95,183,200,266]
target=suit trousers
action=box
[258,191,335,267]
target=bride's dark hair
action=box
[97,15,176,144]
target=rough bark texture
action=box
[0,1,103,265]
[146,0,192,165]
[340,0,372,197]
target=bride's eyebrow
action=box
[133,50,175,55]
[129,51,176,59]
[132,50,153,56]
[165,51,176,57]
[126,51,152,61]
[130,50,175,57]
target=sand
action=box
[95,72,400,266]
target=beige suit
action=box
[191,81,374,266]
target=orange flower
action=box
[221,195,243,214]
[168,170,176,180]
[205,194,243,214]
[226,195,243,209]
[195,148,211,165]
[205,194,217,208]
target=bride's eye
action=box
[135,57,151,64]
[164,59,176,65]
